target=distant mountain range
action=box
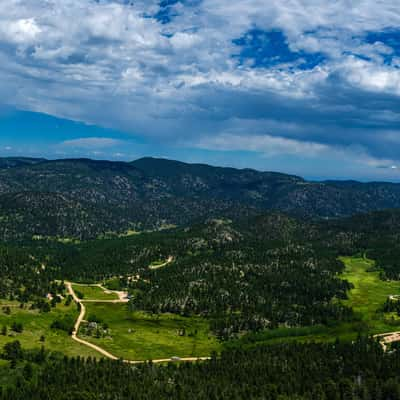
[0,156,400,239]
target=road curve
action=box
[148,256,174,270]
[66,282,119,359]
[65,281,211,364]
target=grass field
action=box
[340,256,400,332]
[71,284,119,300]
[82,303,221,361]
[0,300,97,358]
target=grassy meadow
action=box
[82,302,221,361]
[0,300,97,358]
[339,256,400,332]
[72,284,119,301]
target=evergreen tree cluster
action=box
[3,338,400,399]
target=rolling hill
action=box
[0,156,400,239]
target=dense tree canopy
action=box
[2,338,400,400]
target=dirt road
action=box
[149,256,174,270]
[66,282,119,359]
[374,331,400,351]
[65,281,210,364]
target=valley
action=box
[2,158,400,398]
[2,0,400,395]
[2,254,397,364]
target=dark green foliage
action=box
[1,157,400,239]
[87,314,103,324]
[2,341,22,362]
[2,338,400,399]
[50,315,75,335]
[74,290,84,300]
[11,322,23,333]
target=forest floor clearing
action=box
[71,283,123,301]
[66,281,217,363]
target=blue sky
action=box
[0,1,400,181]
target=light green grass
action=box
[72,284,119,301]
[339,256,400,333]
[0,300,97,358]
[82,303,221,361]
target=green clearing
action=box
[0,300,97,358]
[230,256,400,349]
[82,303,221,361]
[3,256,399,362]
[71,284,119,300]
[339,256,400,332]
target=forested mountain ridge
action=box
[0,157,45,169]
[1,156,400,239]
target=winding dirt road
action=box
[66,282,120,360]
[65,281,210,364]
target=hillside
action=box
[0,157,400,239]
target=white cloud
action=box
[0,0,399,169]
[170,32,202,50]
[339,56,400,95]
[61,137,123,149]
[0,18,41,44]
[191,132,400,173]
[193,133,329,157]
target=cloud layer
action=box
[0,0,399,178]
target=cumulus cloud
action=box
[0,0,399,175]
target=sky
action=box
[0,1,399,181]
